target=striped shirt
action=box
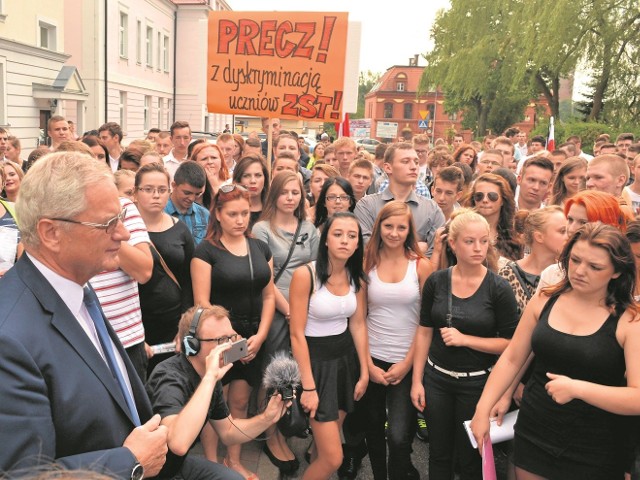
[89,198,149,348]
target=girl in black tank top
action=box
[470,223,640,480]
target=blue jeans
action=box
[363,357,417,480]
[424,362,487,480]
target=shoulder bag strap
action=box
[149,241,181,289]
[246,238,255,325]
[446,266,453,327]
[273,220,302,284]
[508,261,533,301]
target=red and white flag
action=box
[335,113,350,138]
[547,116,555,151]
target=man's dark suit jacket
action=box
[0,255,153,477]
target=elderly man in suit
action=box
[0,152,167,478]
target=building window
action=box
[119,92,127,129]
[144,96,151,130]
[404,103,413,119]
[157,32,161,70]
[448,112,458,121]
[163,35,170,72]
[157,97,162,127]
[119,12,128,58]
[136,20,141,64]
[39,21,57,51]
[0,0,6,21]
[0,58,7,125]
[383,103,393,119]
[146,26,153,67]
[396,82,405,92]
[166,99,172,129]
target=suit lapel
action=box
[18,257,137,425]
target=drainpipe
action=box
[172,9,177,122]
[104,0,108,123]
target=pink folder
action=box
[482,437,497,480]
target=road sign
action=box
[418,120,428,129]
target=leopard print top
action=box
[497,261,539,318]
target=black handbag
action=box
[277,387,309,438]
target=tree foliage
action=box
[423,0,640,132]
[420,1,534,136]
[355,70,381,119]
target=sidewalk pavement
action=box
[192,434,430,479]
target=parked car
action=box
[355,137,381,154]
[191,131,218,144]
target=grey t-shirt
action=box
[354,188,445,255]
[252,220,319,300]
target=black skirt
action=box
[307,329,359,422]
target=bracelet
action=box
[302,387,316,392]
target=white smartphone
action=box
[222,338,249,365]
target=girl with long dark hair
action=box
[290,212,369,480]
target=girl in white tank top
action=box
[357,201,433,480]
[289,213,369,480]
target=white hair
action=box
[16,151,114,247]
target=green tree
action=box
[355,70,381,119]
[510,0,640,123]
[420,1,533,136]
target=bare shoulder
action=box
[617,307,640,339]
[417,256,434,278]
[521,290,553,321]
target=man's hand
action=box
[123,414,168,477]
[263,393,290,424]
[204,343,233,383]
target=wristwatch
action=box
[131,462,144,480]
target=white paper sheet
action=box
[0,226,18,271]
[463,409,519,449]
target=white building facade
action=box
[0,0,233,152]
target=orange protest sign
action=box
[207,11,348,121]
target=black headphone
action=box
[182,307,205,357]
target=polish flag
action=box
[335,113,350,138]
[547,116,555,151]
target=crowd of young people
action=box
[2,118,640,480]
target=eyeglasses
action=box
[137,186,170,195]
[197,334,239,345]
[51,207,127,234]
[325,194,351,203]
[415,149,429,155]
[473,192,500,203]
[219,183,248,194]
[479,160,502,167]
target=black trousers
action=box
[423,363,487,480]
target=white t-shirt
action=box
[625,186,640,212]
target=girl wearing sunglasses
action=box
[192,183,275,479]
[468,173,523,262]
